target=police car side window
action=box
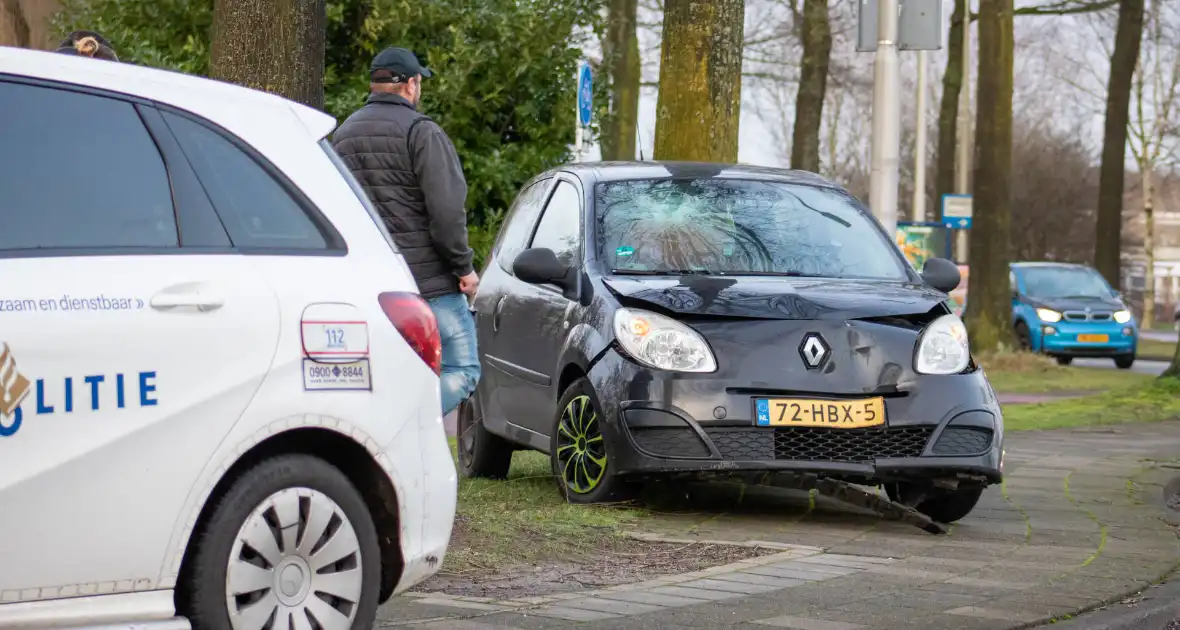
[161,111,330,250]
[0,81,178,252]
[496,179,552,274]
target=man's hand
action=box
[459,271,480,296]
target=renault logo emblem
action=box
[799,333,830,370]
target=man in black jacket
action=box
[333,47,480,416]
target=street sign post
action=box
[575,62,593,161]
[857,0,943,52]
[941,194,973,230]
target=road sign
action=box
[857,0,943,52]
[577,63,593,127]
[941,194,973,229]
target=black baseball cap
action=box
[370,47,433,83]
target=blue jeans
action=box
[427,292,481,416]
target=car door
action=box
[491,178,584,437]
[474,178,553,439]
[0,79,280,599]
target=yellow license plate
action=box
[1077,334,1109,343]
[756,397,885,428]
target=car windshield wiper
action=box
[612,268,715,275]
[716,270,825,277]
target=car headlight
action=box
[613,307,717,373]
[1036,308,1062,323]
[915,314,971,375]
[1114,310,1132,324]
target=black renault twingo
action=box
[458,162,1002,524]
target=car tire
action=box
[550,377,631,504]
[1115,354,1135,370]
[1055,356,1073,366]
[885,483,984,523]
[1014,321,1032,351]
[456,393,513,479]
[179,454,381,630]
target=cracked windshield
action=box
[2,0,1180,628]
[597,179,907,279]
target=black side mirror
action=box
[921,257,961,293]
[514,247,570,286]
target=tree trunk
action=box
[1164,323,1180,379]
[790,0,831,173]
[601,0,641,161]
[934,0,966,207]
[209,0,327,110]
[1094,0,1146,286]
[653,0,746,162]
[965,0,1014,353]
[1141,167,1156,329]
[0,0,30,48]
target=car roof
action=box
[0,46,337,142]
[550,161,843,188]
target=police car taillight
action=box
[377,292,442,376]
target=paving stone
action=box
[838,590,988,612]
[411,621,528,630]
[681,578,782,595]
[742,565,845,582]
[528,605,622,621]
[769,561,862,576]
[712,572,808,588]
[410,597,508,612]
[897,556,990,570]
[752,614,865,629]
[558,597,666,616]
[597,589,707,608]
[913,581,1021,598]
[943,576,1037,590]
[862,566,959,581]
[647,585,741,601]
[942,605,1047,623]
[792,557,890,571]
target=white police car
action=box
[0,47,456,629]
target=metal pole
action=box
[869,0,901,237]
[955,0,970,261]
[913,50,927,222]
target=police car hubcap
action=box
[225,487,363,630]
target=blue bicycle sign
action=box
[577,63,593,127]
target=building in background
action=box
[1120,174,1180,325]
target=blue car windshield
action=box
[593,178,908,280]
[1021,266,1114,299]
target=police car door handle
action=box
[150,290,224,312]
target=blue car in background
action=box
[1011,262,1138,368]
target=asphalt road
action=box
[1075,357,1169,375]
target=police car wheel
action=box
[179,454,381,630]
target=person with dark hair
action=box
[332,47,481,417]
[54,31,119,61]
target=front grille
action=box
[705,426,933,463]
[1064,310,1112,321]
[932,426,993,455]
[630,427,711,458]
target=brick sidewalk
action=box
[380,422,1180,630]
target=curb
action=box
[1017,561,1180,630]
[1039,576,1180,629]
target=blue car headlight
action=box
[1114,309,1132,324]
